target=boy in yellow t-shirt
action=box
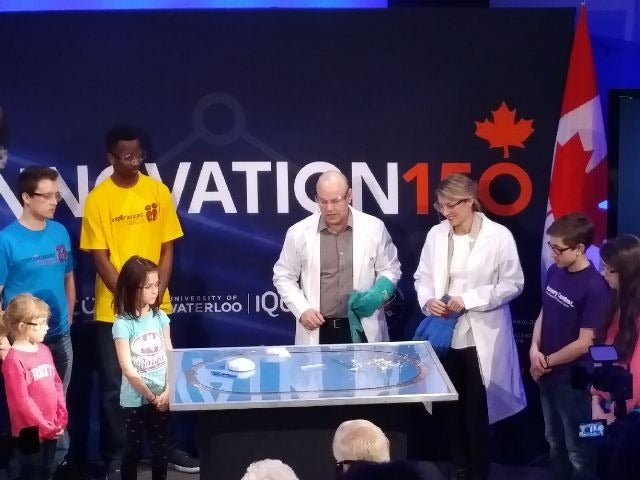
[80,125,197,478]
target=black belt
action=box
[323,317,349,329]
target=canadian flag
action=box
[542,4,608,276]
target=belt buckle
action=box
[332,318,343,329]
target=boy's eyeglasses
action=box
[112,150,147,163]
[31,192,62,202]
[547,241,573,255]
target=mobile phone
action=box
[17,426,40,454]
[578,420,606,438]
[589,344,619,363]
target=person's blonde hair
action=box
[0,293,50,341]
[435,173,482,212]
[240,459,299,480]
[332,419,391,463]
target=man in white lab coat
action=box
[273,170,401,345]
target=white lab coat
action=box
[414,213,526,424]
[273,207,401,345]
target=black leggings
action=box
[121,404,170,480]
[435,346,490,480]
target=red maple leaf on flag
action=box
[474,102,534,158]
[549,133,608,242]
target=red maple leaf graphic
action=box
[549,133,607,243]
[474,102,534,158]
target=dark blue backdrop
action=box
[0,7,574,461]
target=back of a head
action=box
[333,419,390,463]
[341,460,427,480]
[240,459,299,480]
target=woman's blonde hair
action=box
[332,419,391,463]
[0,293,50,340]
[435,173,482,212]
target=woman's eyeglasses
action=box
[433,199,468,213]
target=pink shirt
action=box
[1,343,67,440]
[593,312,640,413]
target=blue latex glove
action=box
[351,277,395,318]
[347,291,367,343]
[413,295,464,357]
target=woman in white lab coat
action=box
[414,173,526,480]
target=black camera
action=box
[572,345,633,438]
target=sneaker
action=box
[51,461,93,480]
[105,462,121,480]
[168,449,200,473]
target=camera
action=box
[572,345,633,438]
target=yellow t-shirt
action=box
[80,174,184,322]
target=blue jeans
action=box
[43,330,73,466]
[539,381,597,480]
[16,439,57,480]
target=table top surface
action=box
[169,341,457,410]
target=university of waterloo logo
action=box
[145,203,159,222]
[55,244,68,263]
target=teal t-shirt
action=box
[112,309,170,407]
[0,220,74,336]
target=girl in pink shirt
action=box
[594,234,640,479]
[0,293,67,480]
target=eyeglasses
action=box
[31,191,62,202]
[547,241,573,255]
[21,321,49,331]
[140,281,161,290]
[316,192,349,207]
[433,199,468,213]
[112,150,147,163]
[335,460,359,479]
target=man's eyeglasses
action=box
[22,321,49,331]
[316,193,349,207]
[31,192,62,202]
[433,199,468,213]
[547,241,573,255]
[112,150,147,163]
